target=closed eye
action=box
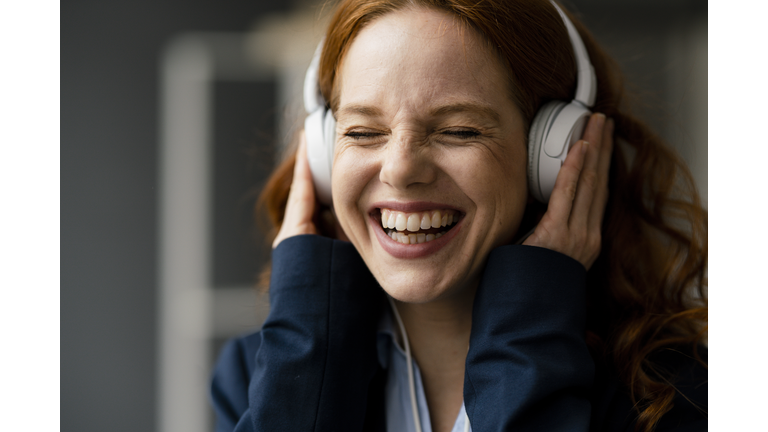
[345,131,384,140]
[441,129,481,139]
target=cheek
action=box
[493,162,529,243]
[444,146,528,238]
[331,149,377,225]
[446,146,527,201]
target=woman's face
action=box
[332,8,528,303]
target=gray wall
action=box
[62,2,295,431]
[62,1,706,431]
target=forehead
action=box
[336,8,512,114]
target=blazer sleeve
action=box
[210,235,385,432]
[464,245,595,432]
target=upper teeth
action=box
[380,209,457,232]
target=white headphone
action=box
[527,2,597,202]
[303,0,596,205]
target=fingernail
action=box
[596,113,606,126]
[581,141,590,154]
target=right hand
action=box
[272,132,319,249]
[522,113,613,270]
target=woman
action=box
[211,1,707,431]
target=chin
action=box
[383,285,440,304]
[373,271,472,304]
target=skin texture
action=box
[273,8,614,432]
[332,9,529,306]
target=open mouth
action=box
[377,208,460,244]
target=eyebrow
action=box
[429,103,501,123]
[337,104,384,119]
[337,102,501,123]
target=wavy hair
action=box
[256,1,707,430]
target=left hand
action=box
[523,113,614,270]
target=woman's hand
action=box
[523,113,614,270]
[272,133,319,249]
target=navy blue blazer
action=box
[211,235,707,431]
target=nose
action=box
[378,136,437,191]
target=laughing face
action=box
[331,8,529,304]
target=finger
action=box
[569,113,606,229]
[273,133,318,247]
[287,133,315,201]
[284,134,317,224]
[588,117,614,232]
[543,139,589,228]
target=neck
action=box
[392,286,475,432]
[394,292,474,371]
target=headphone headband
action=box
[302,0,597,205]
[550,2,596,107]
[304,2,596,114]
[303,39,325,113]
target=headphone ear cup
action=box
[528,101,592,203]
[323,108,337,168]
[305,109,334,205]
[528,101,565,203]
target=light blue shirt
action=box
[377,312,471,432]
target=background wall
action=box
[61,1,707,431]
[62,2,296,431]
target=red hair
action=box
[257,1,707,430]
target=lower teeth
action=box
[387,229,446,244]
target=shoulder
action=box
[210,331,262,431]
[216,331,262,374]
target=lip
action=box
[368,201,464,259]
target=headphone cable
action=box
[387,296,471,432]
